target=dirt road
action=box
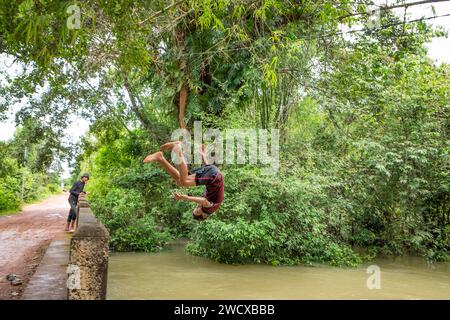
[0,193,69,300]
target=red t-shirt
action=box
[202,171,224,214]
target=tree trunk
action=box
[175,29,189,129]
[178,83,188,129]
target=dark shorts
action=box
[190,164,219,186]
[189,165,223,215]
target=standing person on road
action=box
[65,173,89,232]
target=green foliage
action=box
[187,168,362,266]
[90,187,171,252]
[0,137,62,214]
[309,35,450,262]
[0,178,21,213]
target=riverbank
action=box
[0,193,69,300]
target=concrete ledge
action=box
[68,196,109,300]
[73,208,109,239]
[22,233,71,300]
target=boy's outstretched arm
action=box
[173,192,210,207]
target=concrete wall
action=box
[67,194,109,300]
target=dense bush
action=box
[0,128,63,214]
[83,134,198,250]
[186,168,363,266]
[0,176,21,212]
[0,167,61,213]
[89,180,172,252]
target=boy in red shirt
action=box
[144,142,224,221]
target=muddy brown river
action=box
[107,243,450,300]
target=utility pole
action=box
[21,145,27,204]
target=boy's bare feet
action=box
[160,141,180,151]
[143,151,163,163]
